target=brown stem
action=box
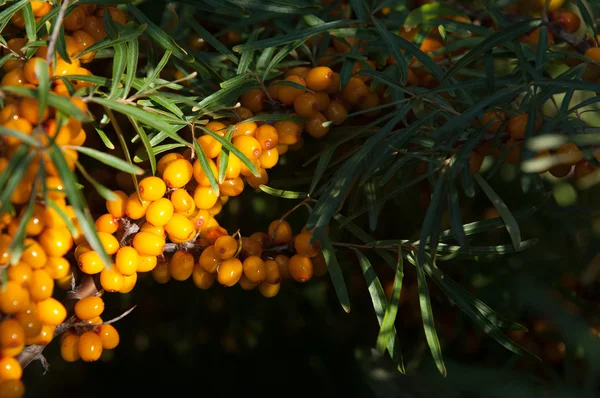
[45,0,71,66]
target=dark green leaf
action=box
[69,145,144,175]
[258,185,308,199]
[110,43,128,99]
[183,12,238,64]
[193,139,220,196]
[375,250,404,353]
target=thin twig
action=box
[268,197,313,243]
[71,305,137,327]
[45,0,72,65]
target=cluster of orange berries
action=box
[60,295,119,363]
[0,4,129,396]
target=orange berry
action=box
[294,232,320,257]
[574,160,597,180]
[162,158,193,188]
[78,331,103,362]
[198,245,220,273]
[0,319,25,349]
[63,6,86,31]
[97,6,127,25]
[157,153,184,176]
[548,9,581,33]
[72,29,97,63]
[18,96,49,125]
[216,152,242,179]
[258,148,279,169]
[242,256,266,283]
[194,186,220,210]
[28,269,54,301]
[285,66,310,78]
[268,220,292,245]
[342,77,369,104]
[165,213,196,242]
[192,264,216,289]
[288,254,314,282]
[132,231,165,256]
[246,167,269,189]
[214,235,238,260]
[197,134,222,159]
[100,267,124,292]
[274,120,302,145]
[36,297,67,325]
[192,158,218,187]
[217,258,243,286]
[306,66,335,91]
[78,250,106,274]
[238,275,259,291]
[278,75,306,105]
[240,88,266,113]
[106,190,128,218]
[205,121,228,137]
[324,71,341,94]
[264,260,281,284]
[219,177,245,196]
[274,255,291,279]
[0,379,25,397]
[233,120,258,137]
[81,15,106,41]
[239,237,263,258]
[556,143,583,165]
[25,323,55,346]
[293,93,319,118]
[145,198,174,227]
[169,250,195,281]
[138,176,167,201]
[74,296,104,321]
[99,324,120,349]
[255,124,279,150]
[0,357,22,380]
[60,333,80,362]
[259,281,280,298]
[481,111,506,134]
[125,193,151,220]
[21,238,48,269]
[113,246,138,276]
[233,135,262,160]
[0,68,26,86]
[325,100,348,126]
[305,112,329,138]
[136,255,158,272]
[507,113,539,140]
[95,213,119,234]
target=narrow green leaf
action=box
[414,254,447,377]
[364,180,378,231]
[55,26,71,64]
[48,143,111,267]
[127,5,192,62]
[21,1,35,41]
[123,39,139,99]
[94,125,115,150]
[183,12,238,64]
[262,39,308,81]
[69,145,144,175]
[404,3,465,26]
[534,26,548,73]
[0,0,29,33]
[237,28,262,75]
[193,139,220,196]
[199,126,260,177]
[576,0,597,45]
[372,17,409,85]
[258,185,308,199]
[355,249,405,372]
[309,146,334,195]
[137,50,172,94]
[448,181,467,249]
[0,150,35,215]
[75,23,147,60]
[45,198,80,241]
[129,117,157,175]
[8,180,37,265]
[217,128,235,184]
[474,174,521,250]
[320,232,351,313]
[226,0,320,14]
[110,43,127,99]
[375,249,404,353]
[193,79,261,113]
[74,161,119,202]
[35,58,50,122]
[417,171,446,266]
[0,125,37,147]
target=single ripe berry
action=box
[264,260,281,284]
[192,159,218,187]
[239,237,263,258]
[294,232,321,257]
[481,111,506,134]
[28,269,54,301]
[192,264,216,289]
[157,153,184,176]
[138,176,167,201]
[242,256,267,283]
[78,331,103,362]
[219,178,244,197]
[145,197,175,227]
[238,275,258,291]
[194,186,219,210]
[288,254,314,282]
[97,231,119,255]
[198,245,220,273]
[21,238,48,269]
[169,250,195,281]
[278,75,307,105]
[342,77,369,104]
[0,357,22,380]
[216,153,242,180]
[0,319,25,349]
[214,235,238,260]
[294,93,319,118]
[240,88,266,113]
[95,213,119,234]
[162,158,193,188]
[165,213,196,242]
[132,232,165,256]
[125,193,151,220]
[119,272,138,294]
[170,189,195,214]
[556,142,583,165]
[100,267,125,292]
[268,220,293,245]
[285,66,310,78]
[233,135,262,160]
[99,324,119,349]
[274,120,302,145]
[233,120,258,137]
[258,149,279,169]
[140,222,165,238]
[275,254,291,279]
[36,297,67,325]
[255,124,279,150]
[136,255,158,272]
[106,190,128,218]
[306,66,335,91]
[78,250,105,274]
[115,246,139,276]
[217,258,243,287]
[60,332,80,362]
[0,281,30,315]
[152,260,171,284]
[259,281,281,298]
[197,134,222,159]
[325,100,348,126]
[75,296,104,321]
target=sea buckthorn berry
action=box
[36,297,67,325]
[199,246,220,273]
[255,124,279,150]
[219,178,245,196]
[359,92,381,117]
[152,261,171,284]
[119,272,138,293]
[275,255,291,279]
[214,235,238,260]
[306,66,335,91]
[157,153,185,176]
[243,256,267,283]
[323,71,341,95]
[169,251,195,281]
[259,281,280,298]
[43,257,69,281]
[248,232,268,247]
[240,158,261,177]
[198,134,222,158]
[0,379,25,397]
[139,176,167,201]
[18,96,49,124]
[21,238,48,269]
[203,225,228,243]
[239,237,263,258]
[469,152,484,174]
[192,159,218,187]
[1,68,26,86]
[72,29,97,63]
[233,120,258,137]
[240,88,266,113]
[286,66,310,78]
[208,198,224,216]
[39,227,73,257]
[0,357,22,381]
[75,296,104,321]
[278,75,307,105]
[342,77,369,104]
[95,213,118,234]
[7,262,32,286]
[100,267,125,292]
[0,319,25,349]
[74,242,92,261]
[289,254,314,282]
[96,231,119,255]
[275,120,302,145]
[305,112,329,138]
[268,220,293,245]
[238,275,259,290]
[0,235,11,266]
[548,9,581,33]
[556,143,583,165]
[232,107,254,122]
[79,251,106,274]
[145,198,175,227]
[294,232,321,257]
[165,213,196,242]
[137,255,158,272]
[216,153,242,179]
[194,186,219,210]
[205,121,228,137]
[294,93,319,118]
[61,333,80,362]
[140,222,165,238]
[133,231,165,256]
[508,113,541,140]
[258,149,279,169]
[190,264,214,290]
[163,158,193,188]
[233,135,262,160]
[325,100,348,126]
[81,15,106,41]
[170,189,195,214]
[78,331,103,362]
[15,310,41,340]
[314,92,331,111]
[99,324,120,349]
[574,160,597,180]
[125,193,151,220]
[25,323,55,346]
[189,209,211,231]
[28,269,54,301]
[218,258,243,287]
[97,6,127,25]
[264,260,281,284]
[481,111,506,134]
[106,190,128,218]
[63,6,87,31]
